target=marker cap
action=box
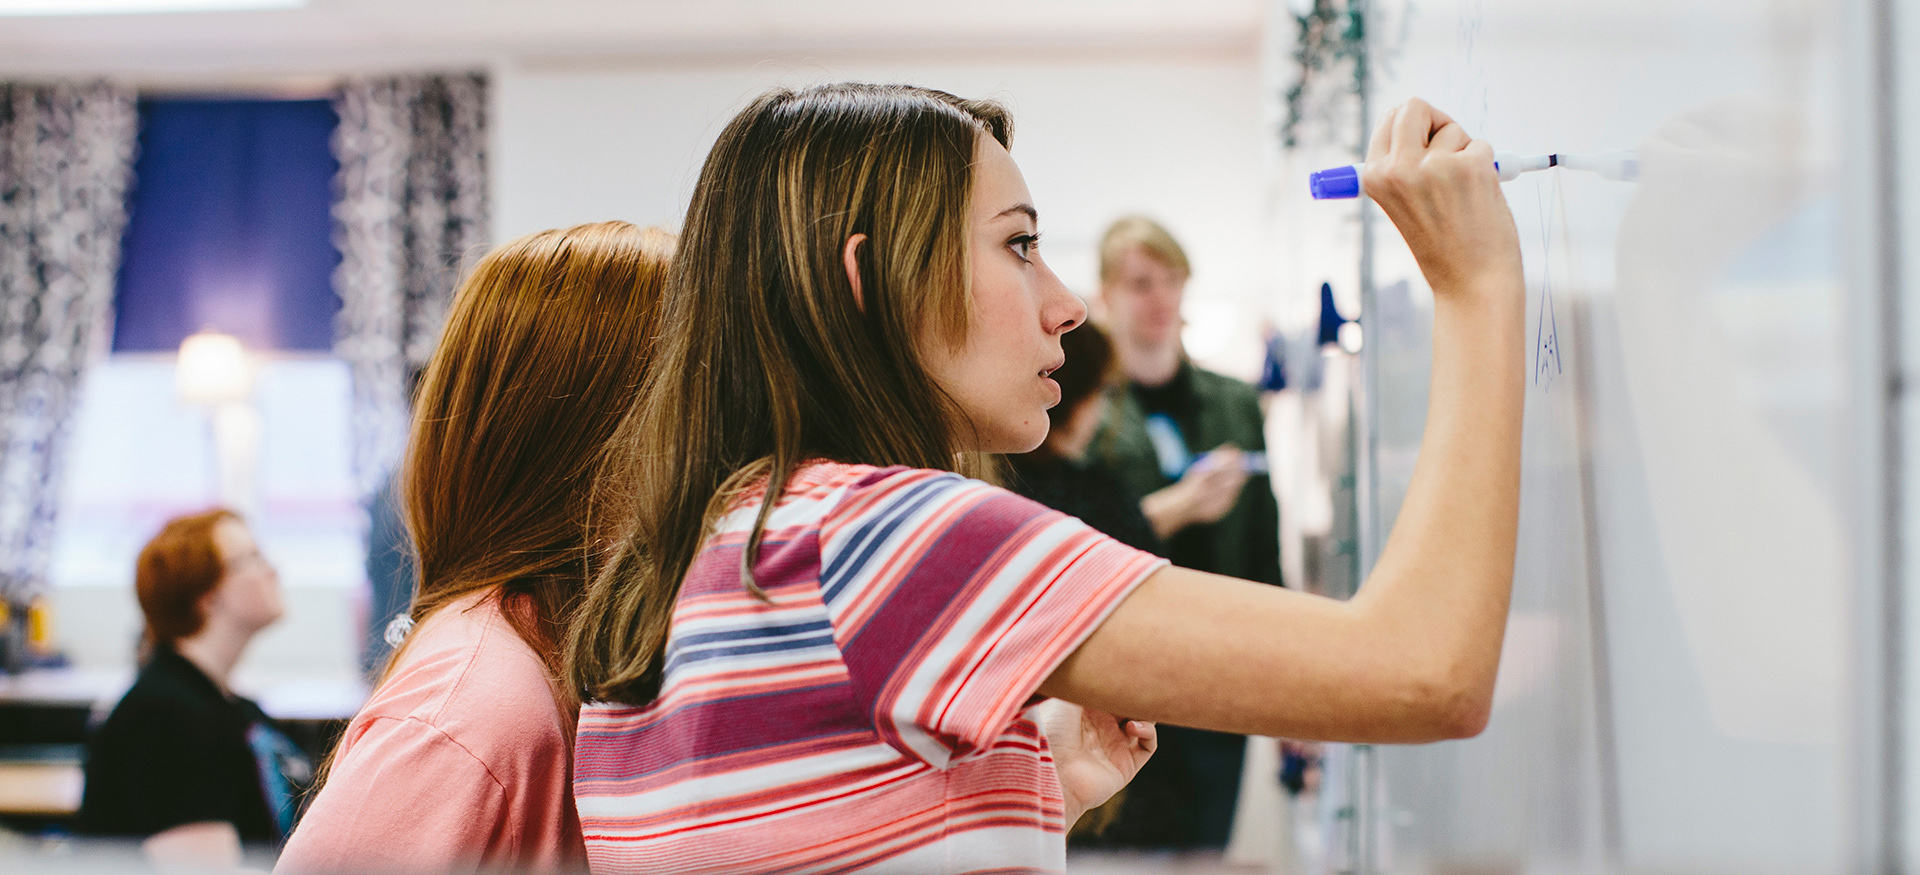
[1308,164,1362,200]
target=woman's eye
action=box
[1009,233,1041,261]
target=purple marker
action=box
[1307,151,1636,199]
[1307,164,1366,199]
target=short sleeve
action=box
[275,717,508,873]
[818,467,1167,767]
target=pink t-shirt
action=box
[276,592,585,873]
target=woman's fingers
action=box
[1389,97,1438,159]
[1427,120,1470,154]
[1124,721,1157,758]
[1374,98,1468,169]
[1421,101,1460,139]
[1359,98,1522,299]
[1366,105,1398,162]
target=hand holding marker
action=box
[1308,150,1639,199]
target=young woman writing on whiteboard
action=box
[565,85,1524,873]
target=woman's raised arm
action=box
[1039,97,1526,744]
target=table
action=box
[0,668,367,821]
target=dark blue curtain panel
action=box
[113,97,341,353]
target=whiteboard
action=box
[1306,0,1869,870]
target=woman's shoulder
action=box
[350,595,570,771]
[753,461,986,518]
[710,462,1045,555]
[809,462,1017,517]
[790,460,942,491]
[291,596,578,873]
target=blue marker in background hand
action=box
[1307,150,1639,199]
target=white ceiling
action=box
[0,0,1265,81]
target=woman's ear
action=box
[842,233,869,312]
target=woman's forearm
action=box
[1041,98,1529,744]
[1351,274,1525,733]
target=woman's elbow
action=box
[1402,665,1494,741]
[1436,688,1493,739]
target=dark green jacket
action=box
[1094,360,1282,586]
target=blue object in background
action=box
[113,98,341,353]
[1143,413,1194,480]
[1316,281,1347,347]
[1257,331,1288,392]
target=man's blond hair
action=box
[1098,215,1191,286]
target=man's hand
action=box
[1140,447,1251,540]
[1028,699,1157,827]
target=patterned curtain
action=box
[0,82,138,600]
[331,73,489,499]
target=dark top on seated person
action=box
[79,510,307,861]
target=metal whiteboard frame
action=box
[1850,0,1902,869]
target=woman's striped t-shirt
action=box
[573,462,1166,874]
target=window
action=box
[49,97,362,683]
[113,97,340,352]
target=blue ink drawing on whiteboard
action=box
[1452,0,1490,132]
[1533,185,1563,389]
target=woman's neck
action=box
[173,623,250,694]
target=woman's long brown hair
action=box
[565,83,1012,706]
[397,220,673,708]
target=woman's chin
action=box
[984,424,1049,457]
[957,408,1052,457]
[1017,424,1053,454]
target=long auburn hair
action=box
[566,83,1012,706]
[397,220,674,707]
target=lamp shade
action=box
[177,330,251,405]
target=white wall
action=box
[492,49,1275,377]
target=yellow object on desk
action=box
[27,595,53,655]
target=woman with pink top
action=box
[275,221,674,872]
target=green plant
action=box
[1280,0,1369,151]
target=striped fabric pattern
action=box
[574,463,1165,874]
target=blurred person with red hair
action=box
[79,509,309,868]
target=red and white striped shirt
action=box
[573,462,1165,874]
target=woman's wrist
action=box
[1427,262,1524,311]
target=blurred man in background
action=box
[1087,215,1282,850]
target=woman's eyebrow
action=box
[994,203,1038,223]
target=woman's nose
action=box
[1046,277,1087,333]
